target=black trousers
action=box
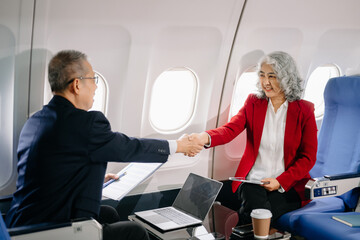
[237,183,301,226]
[98,205,149,240]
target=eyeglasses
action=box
[67,76,99,85]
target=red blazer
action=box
[207,94,317,206]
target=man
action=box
[5,50,202,239]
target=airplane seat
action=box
[1,211,11,240]
[210,181,241,240]
[274,196,347,232]
[275,75,360,239]
[210,202,239,240]
[296,212,360,240]
[7,218,102,240]
[1,195,102,240]
[0,195,12,220]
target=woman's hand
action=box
[261,178,280,191]
[104,173,119,183]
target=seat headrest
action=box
[324,76,360,107]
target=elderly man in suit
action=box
[6,50,203,240]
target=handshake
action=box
[175,132,210,157]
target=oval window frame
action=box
[229,66,259,119]
[149,67,198,133]
[89,70,109,116]
[304,64,341,119]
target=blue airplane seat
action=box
[275,76,360,238]
[274,197,346,233]
[0,212,11,240]
[297,212,360,240]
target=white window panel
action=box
[150,68,198,133]
[89,71,109,116]
[304,65,340,119]
[230,66,258,118]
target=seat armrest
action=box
[324,172,360,180]
[8,218,102,240]
[0,195,13,201]
[0,195,13,217]
[305,173,360,200]
[8,217,96,236]
[8,222,71,236]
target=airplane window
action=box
[150,68,197,132]
[230,66,258,118]
[304,64,340,119]
[43,71,108,115]
[89,71,109,115]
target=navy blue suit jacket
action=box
[6,95,169,227]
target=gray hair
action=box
[255,51,304,102]
[48,50,88,92]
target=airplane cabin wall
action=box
[0,0,34,195]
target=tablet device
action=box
[229,177,269,185]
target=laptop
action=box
[135,173,223,232]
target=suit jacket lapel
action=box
[253,98,268,156]
[284,101,300,167]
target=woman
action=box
[191,51,317,225]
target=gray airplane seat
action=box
[275,76,360,239]
[7,218,102,240]
[1,195,102,240]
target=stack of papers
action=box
[102,162,163,200]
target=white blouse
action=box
[246,99,288,186]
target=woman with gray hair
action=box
[255,51,304,102]
[189,51,318,231]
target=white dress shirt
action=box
[168,140,177,154]
[246,99,288,192]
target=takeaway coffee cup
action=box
[250,209,272,239]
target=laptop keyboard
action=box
[154,208,196,225]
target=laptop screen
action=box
[172,173,223,220]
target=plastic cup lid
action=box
[250,209,272,219]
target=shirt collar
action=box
[49,95,76,108]
[268,99,288,112]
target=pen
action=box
[103,172,127,188]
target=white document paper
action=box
[102,162,163,200]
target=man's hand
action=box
[261,178,280,191]
[176,134,203,157]
[188,132,210,146]
[104,173,119,183]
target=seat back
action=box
[310,76,360,207]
